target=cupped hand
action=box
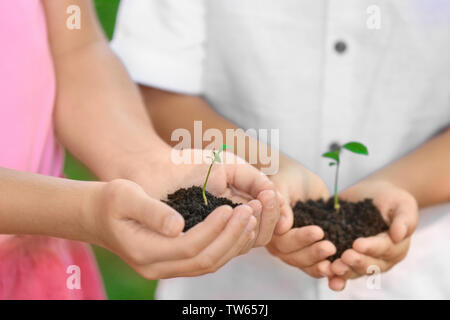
[88,179,258,279]
[125,148,281,250]
[328,180,418,291]
[266,156,337,279]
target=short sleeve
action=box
[110,0,205,95]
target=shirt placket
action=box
[317,0,360,300]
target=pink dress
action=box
[0,0,105,299]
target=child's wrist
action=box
[78,181,108,246]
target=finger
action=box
[133,197,185,237]
[149,205,256,278]
[352,232,393,258]
[328,276,347,291]
[269,226,324,254]
[389,201,418,243]
[223,152,276,199]
[177,215,258,278]
[274,204,293,235]
[254,189,280,246]
[147,205,235,262]
[342,270,360,280]
[377,237,411,262]
[278,240,336,268]
[330,258,351,276]
[239,200,262,253]
[270,181,292,235]
[341,249,388,276]
[276,191,285,207]
[274,194,294,235]
[209,216,258,271]
[303,260,333,278]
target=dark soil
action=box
[164,186,239,231]
[293,198,388,261]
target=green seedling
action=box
[322,141,369,211]
[202,144,229,206]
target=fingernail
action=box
[163,214,182,236]
[337,270,347,276]
[357,242,367,253]
[253,202,262,217]
[350,257,360,267]
[246,216,257,232]
[248,200,262,218]
[239,205,252,224]
[266,191,276,209]
[222,207,233,222]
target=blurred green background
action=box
[63,0,158,300]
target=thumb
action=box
[134,197,185,237]
[274,191,294,234]
[223,152,275,199]
[389,200,418,243]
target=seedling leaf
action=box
[342,142,368,155]
[323,141,369,211]
[213,151,222,163]
[322,151,340,163]
[202,144,231,206]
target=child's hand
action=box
[328,180,418,291]
[124,149,281,251]
[88,179,258,279]
[266,156,337,279]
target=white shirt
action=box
[112,0,450,299]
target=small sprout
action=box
[202,144,229,206]
[322,141,369,211]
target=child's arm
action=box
[0,167,99,242]
[42,0,169,181]
[0,167,257,279]
[365,127,450,208]
[328,128,450,290]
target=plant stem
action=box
[202,162,214,206]
[334,161,340,211]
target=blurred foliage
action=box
[94,0,120,40]
[63,0,158,300]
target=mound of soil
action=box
[164,186,239,231]
[293,198,388,261]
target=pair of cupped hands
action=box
[87,149,418,291]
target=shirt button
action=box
[328,141,340,152]
[334,40,347,54]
